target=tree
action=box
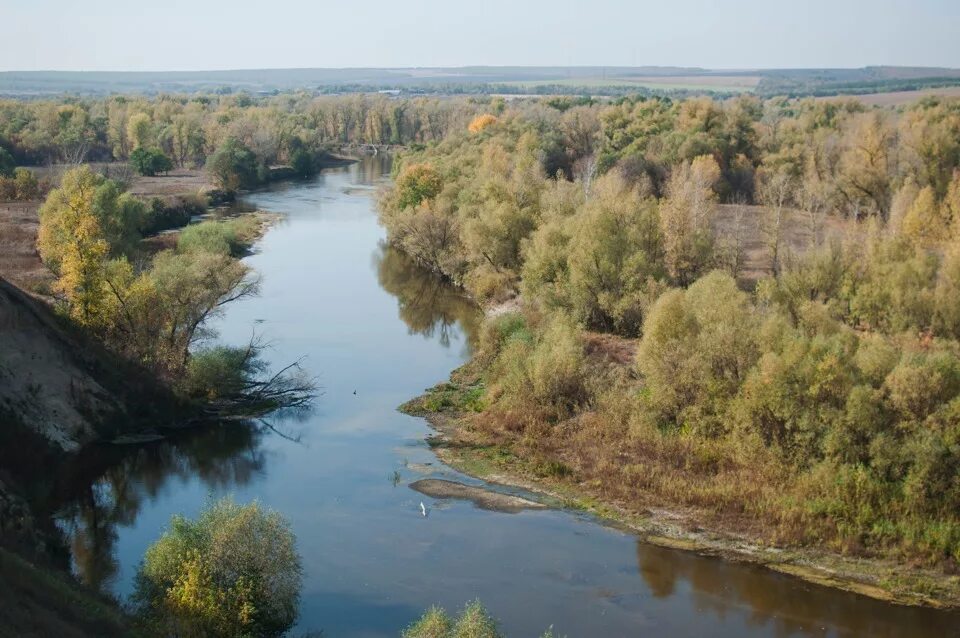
[133,498,302,638]
[37,166,111,325]
[289,146,314,178]
[207,138,261,192]
[12,168,40,200]
[637,271,759,434]
[468,114,498,134]
[393,163,443,210]
[902,185,949,242]
[127,112,153,150]
[758,167,796,277]
[104,249,259,372]
[130,147,173,176]
[945,171,960,239]
[562,173,665,334]
[659,155,720,285]
[837,112,894,220]
[0,145,14,177]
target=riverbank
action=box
[401,366,960,610]
[0,164,308,636]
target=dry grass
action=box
[623,75,761,89]
[126,167,212,199]
[818,86,960,107]
[712,202,861,287]
[0,201,49,291]
[0,165,214,289]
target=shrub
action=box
[130,147,173,176]
[486,312,587,420]
[185,346,262,401]
[133,497,302,638]
[140,196,199,235]
[177,217,259,257]
[207,138,261,192]
[404,601,501,638]
[394,163,443,210]
[468,114,498,134]
[290,147,315,178]
[637,271,758,435]
[0,168,42,201]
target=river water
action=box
[55,158,959,637]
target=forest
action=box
[378,92,960,572]
[0,93,479,174]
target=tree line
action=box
[0,93,482,187]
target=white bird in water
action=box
[420,501,428,517]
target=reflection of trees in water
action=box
[375,243,480,350]
[634,541,958,637]
[352,154,393,185]
[52,424,266,591]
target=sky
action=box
[2,0,959,72]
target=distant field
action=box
[497,75,760,93]
[818,86,960,106]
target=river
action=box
[54,158,959,637]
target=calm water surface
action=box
[56,158,959,637]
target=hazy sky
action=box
[2,0,959,71]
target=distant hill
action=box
[2,66,960,98]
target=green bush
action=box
[133,497,301,638]
[177,217,259,257]
[207,138,262,192]
[140,196,200,235]
[130,147,173,176]
[185,346,262,401]
[486,312,587,420]
[0,145,14,177]
[403,601,501,638]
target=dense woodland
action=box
[0,93,479,188]
[379,94,960,568]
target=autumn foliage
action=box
[468,113,498,134]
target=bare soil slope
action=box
[0,278,178,453]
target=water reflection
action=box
[351,152,393,185]
[374,243,480,350]
[53,423,266,590]
[635,541,960,637]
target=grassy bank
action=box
[0,548,131,638]
[401,363,960,609]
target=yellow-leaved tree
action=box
[126,111,153,150]
[902,185,949,242]
[659,154,720,285]
[468,113,498,134]
[37,166,111,326]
